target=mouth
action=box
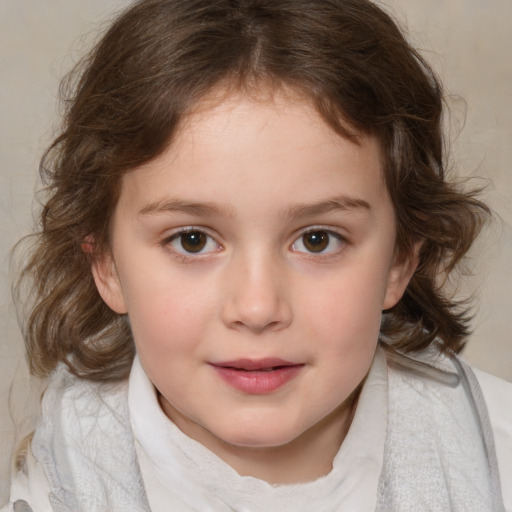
[210,358,304,394]
[213,358,300,371]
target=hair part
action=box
[16,0,489,380]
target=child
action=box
[4,0,511,510]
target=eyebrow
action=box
[138,199,234,218]
[138,195,370,219]
[280,196,371,219]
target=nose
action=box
[221,252,292,334]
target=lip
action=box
[210,358,304,394]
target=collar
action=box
[129,348,388,512]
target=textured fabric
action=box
[9,347,507,512]
[131,349,388,512]
[30,369,151,512]
[474,367,512,512]
[376,351,506,512]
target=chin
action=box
[215,422,303,450]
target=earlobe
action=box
[382,241,422,310]
[91,252,128,314]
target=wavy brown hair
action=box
[16,0,489,381]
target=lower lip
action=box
[212,365,304,394]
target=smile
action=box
[210,358,304,394]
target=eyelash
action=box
[161,226,348,262]
[290,227,347,257]
[161,228,222,262]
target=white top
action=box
[474,366,512,510]
[130,349,389,512]
[4,349,512,511]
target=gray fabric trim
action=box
[377,348,506,512]
[452,357,506,512]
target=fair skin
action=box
[93,88,418,484]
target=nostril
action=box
[220,264,293,332]
[226,314,291,334]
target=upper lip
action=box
[210,358,301,371]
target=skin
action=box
[93,88,418,484]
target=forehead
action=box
[118,88,388,218]
[177,85,363,156]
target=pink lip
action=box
[210,358,304,394]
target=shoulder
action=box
[472,366,512,422]
[471,366,512,455]
[472,366,512,512]
[34,365,130,457]
[5,368,131,512]
[385,348,511,511]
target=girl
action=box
[5,0,511,510]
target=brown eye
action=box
[180,231,207,253]
[291,229,345,255]
[166,229,221,258]
[302,231,329,252]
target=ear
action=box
[91,251,128,314]
[382,240,422,310]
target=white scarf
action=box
[31,348,506,511]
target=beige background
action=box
[1,0,511,498]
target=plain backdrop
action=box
[1,0,511,499]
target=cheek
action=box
[297,262,387,369]
[294,277,382,416]
[303,262,388,329]
[122,267,218,357]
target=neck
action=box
[220,395,359,484]
[161,388,360,485]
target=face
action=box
[93,89,416,475]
